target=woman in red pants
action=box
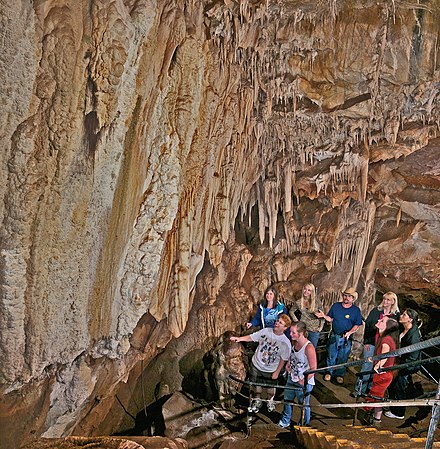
[364,315,399,426]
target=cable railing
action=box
[353,356,440,396]
[304,336,440,449]
[304,336,440,378]
[420,344,440,383]
[229,336,440,449]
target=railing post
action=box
[424,380,440,449]
[353,377,363,426]
[300,373,308,425]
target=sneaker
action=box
[383,410,404,420]
[278,420,290,429]
[248,398,262,413]
[371,418,381,427]
[267,399,276,412]
[336,376,344,384]
[324,374,331,381]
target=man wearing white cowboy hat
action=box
[315,288,363,384]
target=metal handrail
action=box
[228,374,303,392]
[303,336,440,377]
[229,337,439,449]
[356,355,440,377]
[227,375,439,407]
[301,335,440,449]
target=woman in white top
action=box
[278,321,317,428]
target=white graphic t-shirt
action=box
[250,328,292,373]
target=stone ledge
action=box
[20,435,188,449]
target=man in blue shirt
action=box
[315,288,363,384]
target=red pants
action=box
[364,371,393,410]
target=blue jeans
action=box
[279,377,314,426]
[307,331,320,349]
[359,344,375,393]
[326,333,352,377]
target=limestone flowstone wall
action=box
[0,0,439,446]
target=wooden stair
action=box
[293,424,440,449]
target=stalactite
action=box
[326,200,377,285]
[396,206,402,227]
[284,162,292,213]
[257,181,265,244]
[203,0,440,292]
[320,289,342,312]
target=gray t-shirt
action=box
[251,328,292,373]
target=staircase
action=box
[294,424,440,449]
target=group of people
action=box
[230,284,423,428]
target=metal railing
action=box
[229,336,440,449]
[302,335,440,449]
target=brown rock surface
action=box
[20,436,187,449]
[0,0,439,447]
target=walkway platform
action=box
[216,366,439,449]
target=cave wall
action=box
[0,0,439,446]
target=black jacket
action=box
[363,307,400,346]
[399,325,422,375]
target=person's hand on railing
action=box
[374,361,385,373]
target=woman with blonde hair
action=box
[358,292,400,394]
[289,283,324,348]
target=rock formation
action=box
[20,436,187,449]
[0,0,439,447]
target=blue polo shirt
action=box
[328,302,362,335]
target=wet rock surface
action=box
[20,436,188,449]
